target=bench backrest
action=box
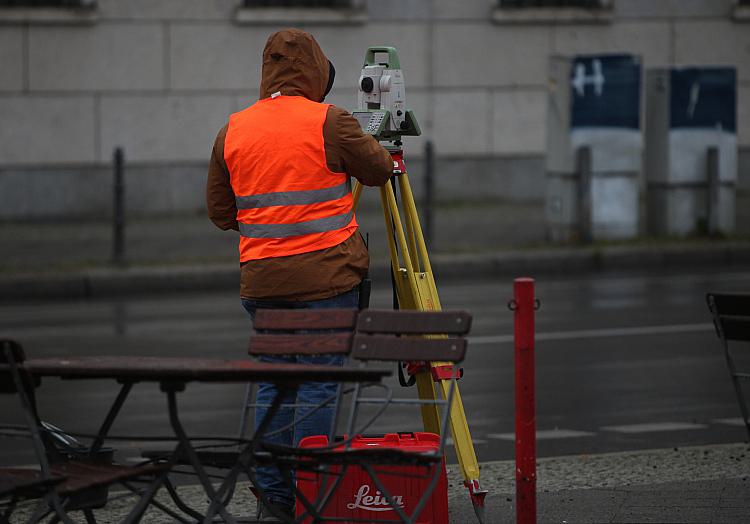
[352,309,471,362]
[247,308,471,363]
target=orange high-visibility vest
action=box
[224,95,358,262]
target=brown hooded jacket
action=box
[207,28,393,301]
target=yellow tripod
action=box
[352,154,487,523]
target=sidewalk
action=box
[14,442,747,523]
[1,203,750,300]
[447,441,750,523]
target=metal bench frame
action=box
[0,341,176,524]
[707,293,750,441]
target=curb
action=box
[2,242,749,301]
[0,264,239,301]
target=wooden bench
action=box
[246,308,472,523]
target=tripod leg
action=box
[398,174,431,274]
[397,177,421,274]
[398,172,488,522]
[352,180,363,208]
[438,379,481,482]
[380,185,421,310]
[381,184,415,274]
[365,167,488,523]
[415,373,441,434]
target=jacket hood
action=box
[259,29,330,102]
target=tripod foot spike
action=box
[465,479,488,524]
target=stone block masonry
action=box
[0,0,747,219]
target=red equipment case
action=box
[295,432,448,523]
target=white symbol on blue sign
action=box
[686,81,700,120]
[572,59,605,97]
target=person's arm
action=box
[324,106,393,187]
[206,124,239,231]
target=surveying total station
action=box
[351,47,488,523]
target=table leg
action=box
[118,470,169,524]
[91,382,133,454]
[164,387,238,524]
[205,384,294,523]
[159,475,206,521]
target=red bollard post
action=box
[513,277,536,524]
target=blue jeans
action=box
[241,287,358,508]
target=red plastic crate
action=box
[295,432,448,523]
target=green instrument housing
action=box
[364,46,401,69]
[355,46,421,142]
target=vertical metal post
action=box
[576,146,592,244]
[707,146,720,235]
[112,147,125,266]
[514,277,536,524]
[423,140,434,248]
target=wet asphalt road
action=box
[1,267,749,467]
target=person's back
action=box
[225,95,359,262]
[208,28,392,301]
[206,28,393,518]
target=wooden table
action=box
[21,356,391,523]
[23,356,387,384]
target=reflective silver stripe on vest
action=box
[239,211,354,239]
[235,180,351,210]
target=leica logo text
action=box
[347,484,404,512]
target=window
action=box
[242,0,352,6]
[0,0,93,5]
[499,0,603,6]
[0,0,96,23]
[735,0,750,21]
[236,0,365,25]
[493,0,612,24]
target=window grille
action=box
[243,0,352,7]
[499,0,603,7]
[0,0,92,5]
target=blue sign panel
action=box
[570,54,641,130]
[669,67,736,133]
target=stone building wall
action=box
[0,0,747,219]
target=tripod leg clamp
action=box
[390,150,406,176]
[403,361,463,382]
[431,364,463,381]
[404,360,429,377]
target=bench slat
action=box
[351,334,466,362]
[50,462,168,496]
[0,469,63,499]
[249,333,352,356]
[356,310,471,335]
[253,309,358,331]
